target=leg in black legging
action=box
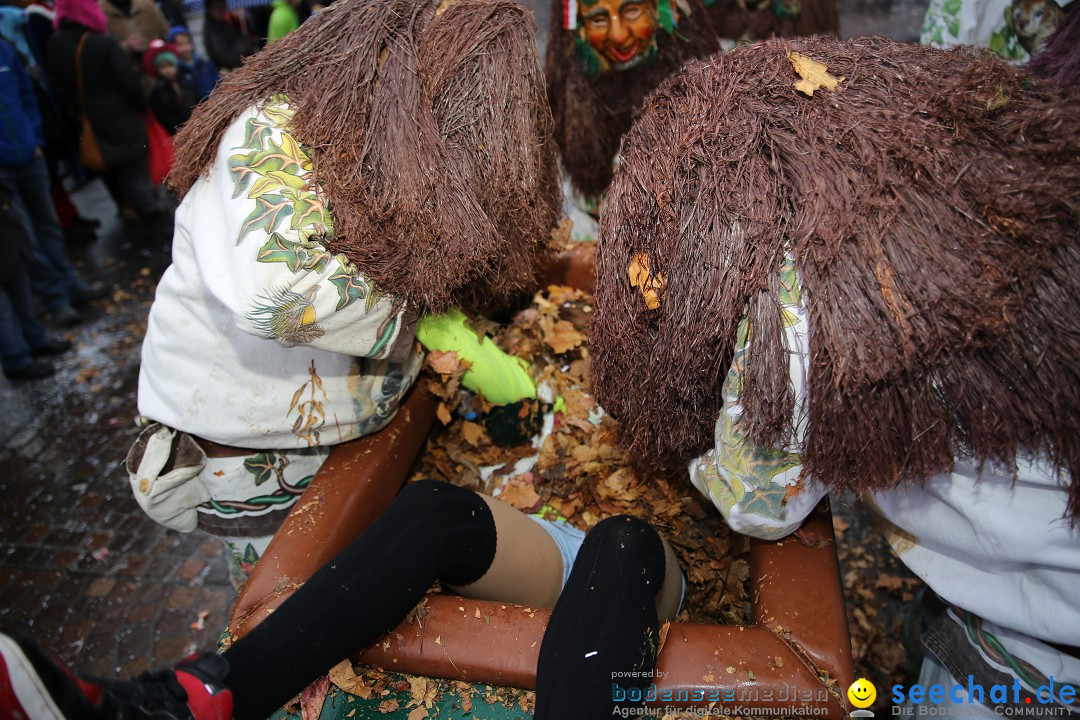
[221,480,497,720]
[534,515,669,720]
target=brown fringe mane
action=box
[544,0,719,200]
[591,36,1080,519]
[169,0,561,315]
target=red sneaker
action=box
[0,632,232,720]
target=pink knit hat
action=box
[53,0,108,35]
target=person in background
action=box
[0,2,101,246]
[0,37,107,327]
[47,0,171,235]
[203,0,254,72]
[0,182,73,380]
[266,0,301,42]
[154,0,184,28]
[167,24,218,101]
[144,41,194,134]
[98,0,167,63]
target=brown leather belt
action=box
[192,435,256,458]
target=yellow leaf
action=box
[544,319,585,354]
[627,252,666,310]
[436,403,452,425]
[461,421,485,447]
[787,50,843,96]
[407,677,434,708]
[426,350,465,377]
[327,659,373,699]
[498,475,542,511]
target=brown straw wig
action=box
[544,0,718,200]
[591,36,1080,519]
[169,0,561,315]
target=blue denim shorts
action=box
[529,515,586,589]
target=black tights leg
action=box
[534,515,667,719]
[221,480,497,720]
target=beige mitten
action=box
[126,424,210,532]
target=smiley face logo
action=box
[848,678,877,709]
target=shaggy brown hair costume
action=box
[545,0,718,200]
[590,36,1080,519]
[705,0,837,44]
[169,0,560,315]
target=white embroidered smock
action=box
[139,99,421,449]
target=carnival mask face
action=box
[578,0,659,71]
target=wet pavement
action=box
[0,179,236,679]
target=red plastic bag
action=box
[144,113,175,186]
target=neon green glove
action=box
[416,309,536,406]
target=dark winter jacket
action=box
[0,39,44,167]
[148,75,194,135]
[178,55,218,101]
[203,14,255,72]
[46,20,147,165]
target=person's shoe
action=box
[46,307,81,328]
[0,632,233,720]
[4,360,55,380]
[30,338,73,357]
[70,283,111,305]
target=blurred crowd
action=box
[0,0,324,381]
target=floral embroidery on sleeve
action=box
[227,97,396,348]
[689,252,825,540]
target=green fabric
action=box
[416,309,536,406]
[267,0,300,42]
[270,682,532,719]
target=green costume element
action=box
[416,309,536,406]
[267,0,300,42]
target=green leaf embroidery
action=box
[257,232,332,272]
[328,266,370,310]
[238,194,294,242]
[242,118,274,150]
[262,98,295,128]
[243,453,279,487]
[229,152,261,199]
[289,192,330,231]
[242,542,261,565]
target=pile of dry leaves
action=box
[303,283,920,717]
[411,283,754,628]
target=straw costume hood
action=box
[590,36,1080,519]
[545,0,718,200]
[169,0,561,316]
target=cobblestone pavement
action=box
[0,180,236,680]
